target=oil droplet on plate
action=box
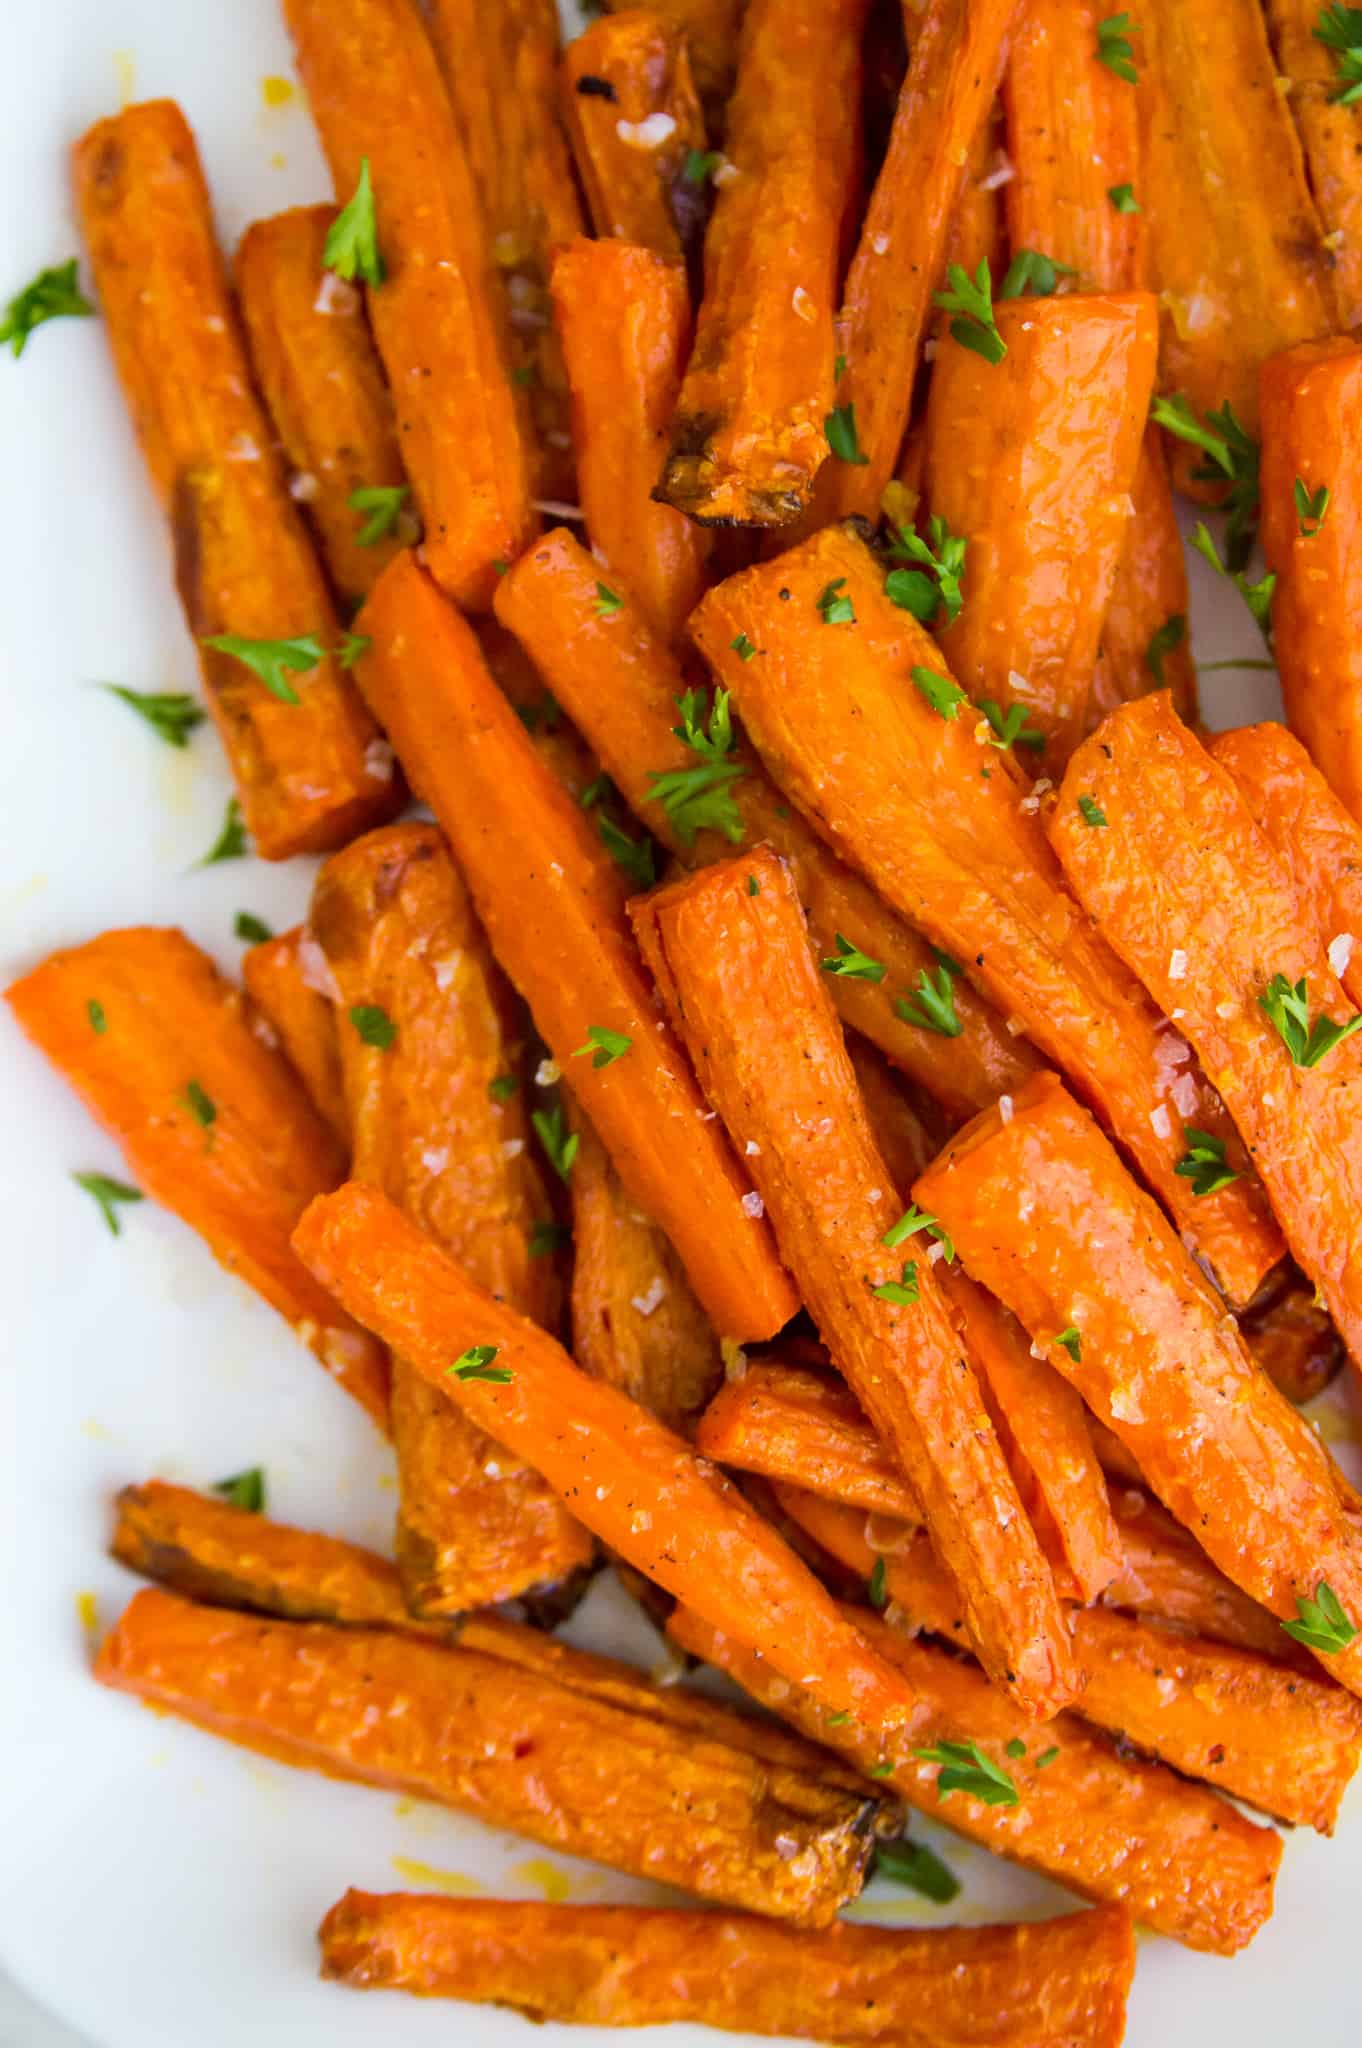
[512,1857,573,1903]
[260,75,295,109]
[390,1856,483,1896]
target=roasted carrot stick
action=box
[494,527,1040,1118]
[282,0,536,611]
[424,0,582,502]
[915,1071,1362,1700]
[561,12,709,266]
[235,205,410,610]
[922,291,1158,761]
[97,1587,884,1924]
[1090,430,1198,724]
[6,928,387,1424]
[809,0,1016,527]
[1138,0,1336,469]
[657,0,870,524]
[551,238,711,644]
[241,927,347,1144]
[697,1357,923,1520]
[310,822,591,1614]
[1265,0,1362,328]
[1258,337,1362,823]
[294,1180,931,1740]
[670,1603,1280,1954]
[618,0,749,124]
[1051,692,1362,1377]
[693,523,1281,1304]
[637,846,1076,1718]
[318,1892,1137,2048]
[72,101,401,860]
[351,552,795,1340]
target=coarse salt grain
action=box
[536,1058,561,1087]
[745,1140,761,1156]
[1149,1104,1172,1139]
[364,737,395,782]
[630,1277,666,1318]
[421,1147,450,1174]
[713,159,740,189]
[998,1094,1014,1124]
[792,285,815,322]
[979,151,1015,192]
[289,470,319,503]
[531,497,583,520]
[432,952,461,991]
[1330,933,1355,979]
[872,234,889,256]
[616,111,676,149]
[502,1138,524,1159]
[314,272,358,317]
[1168,948,1188,982]
[741,1191,765,1219]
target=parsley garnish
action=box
[731,633,757,661]
[884,516,967,625]
[826,1710,853,1728]
[349,483,409,545]
[1258,973,1362,1067]
[683,148,722,184]
[87,1000,107,1034]
[821,934,886,983]
[529,1221,571,1258]
[350,1004,396,1050]
[1107,183,1139,214]
[598,813,658,886]
[826,403,868,465]
[198,798,248,866]
[201,632,325,704]
[895,964,962,1038]
[1005,1738,1027,1759]
[234,912,273,945]
[1096,12,1139,82]
[580,773,614,809]
[511,364,536,387]
[488,1073,519,1103]
[1189,522,1275,638]
[873,1838,960,1903]
[515,692,561,735]
[339,632,370,671]
[999,248,1077,299]
[1145,612,1186,683]
[1035,1746,1059,1769]
[868,1556,889,1608]
[911,666,967,720]
[101,685,204,749]
[834,353,848,381]
[872,1261,920,1306]
[1281,1579,1358,1653]
[978,699,1045,753]
[181,1080,217,1130]
[213,1468,265,1513]
[868,1761,895,1778]
[1295,478,1331,537]
[817,577,856,624]
[324,159,384,285]
[933,259,1005,364]
[1054,1326,1082,1361]
[1175,1127,1238,1198]
[448,1344,512,1384]
[1315,6,1362,102]
[1151,395,1260,568]
[533,1105,579,1182]
[72,1171,142,1236]
[1078,794,1108,828]
[914,1739,1019,1807]
[1,259,93,358]
[882,1206,953,1261]
[594,581,623,617]
[747,874,760,895]
[649,687,747,846]
[574,1025,632,1068]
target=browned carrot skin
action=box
[311,823,591,1615]
[1091,430,1198,725]
[318,1892,1137,2048]
[551,238,712,644]
[693,523,1282,1305]
[494,527,1041,1118]
[241,927,348,1144]
[846,1035,950,1189]
[1238,1267,1346,1407]
[657,0,870,524]
[1053,693,1362,1378]
[608,0,750,125]
[6,928,387,1424]
[1258,339,1362,824]
[1138,0,1336,473]
[810,0,1016,528]
[96,1587,884,1925]
[671,1603,1281,1955]
[424,0,582,502]
[235,206,410,610]
[561,13,709,266]
[1267,1,1362,328]
[475,617,606,807]
[640,846,1077,1720]
[916,1072,1362,1701]
[924,291,1158,761]
[282,0,536,612]
[72,101,401,860]
[352,550,797,1342]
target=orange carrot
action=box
[1052,691,1362,1377]
[6,928,386,1423]
[1090,430,1198,724]
[475,616,607,807]
[551,238,711,644]
[922,290,1158,761]
[696,1357,924,1521]
[293,1179,931,1742]
[1265,0,1362,329]
[282,0,536,610]
[72,101,401,859]
[693,522,1282,1304]
[657,0,870,524]
[494,526,1041,1118]
[235,205,410,610]
[241,926,347,1144]
[637,846,1076,1718]
[97,1587,883,1925]
[351,551,796,1340]
[561,13,708,266]
[670,1603,1280,1954]
[915,1070,1362,1700]
[318,1892,1136,2048]
[310,822,591,1614]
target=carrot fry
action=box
[494,526,1041,1118]
[693,523,1282,1304]
[561,13,708,266]
[1138,0,1336,471]
[1090,429,1198,724]
[1266,0,1362,328]
[915,1071,1362,1699]
[1258,338,1362,823]
[424,0,582,502]
[310,822,591,1614]
[780,1486,1362,1834]
[565,1097,723,1432]
[72,101,401,859]
[352,551,796,1340]
[1238,1266,1346,1407]
[97,1587,884,1925]
[235,205,409,611]
[922,291,1157,761]
[1051,692,1362,1376]
[293,1179,930,1740]
[613,0,749,124]
[6,928,387,1424]
[696,1357,923,1521]
[282,0,536,610]
[670,1602,1280,1954]
[241,927,347,1144]
[551,238,711,644]
[637,846,1076,1718]
[318,1891,1136,2048]
[810,0,1016,526]
[657,0,870,525]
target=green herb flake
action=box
[1035,1746,1060,1769]
[1315,5,1362,103]
[747,874,760,896]
[234,912,274,945]
[72,1171,142,1236]
[978,698,1045,753]
[1281,1579,1358,1653]
[1152,395,1260,569]
[213,1468,265,1513]
[868,1761,896,1778]
[826,403,869,466]
[911,666,968,721]
[1258,972,1362,1068]
[181,1080,217,1130]
[348,483,410,545]
[683,148,722,185]
[599,813,659,887]
[826,1710,853,1728]
[872,1838,960,1903]
[511,363,537,387]
[488,1074,520,1103]
[885,515,967,626]
[1145,612,1186,683]
[529,1221,571,1258]
[339,632,371,671]
[1005,1738,1027,1759]
[1107,183,1139,214]
[574,1025,632,1069]
[821,933,887,983]
[324,159,385,286]
[932,259,1005,365]
[579,773,614,810]
[999,248,1077,300]
[1,258,93,358]
[868,1556,889,1608]
[1054,1325,1082,1362]
[731,633,757,661]
[87,1000,107,1035]
[1295,477,1331,537]
[871,1261,920,1307]
[649,687,747,846]
[1175,1126,1239,1198]
[594,581,623,617]
[1077,794,1108,828]
[198,798,248,867]
[882,1206,954,1262]
[913,1739,1020,1807]
[816,577,857,625]
[895,964,962,1038]
[448,1344,513,1385]
[101,685,205,749]
[534,1104,580,1182]
[1189,521,1276,637]
[201,632,326,704]
[1096,11,1139,83]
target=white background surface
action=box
[2,3,1361,2043]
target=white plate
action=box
[2,4,1360,2043]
